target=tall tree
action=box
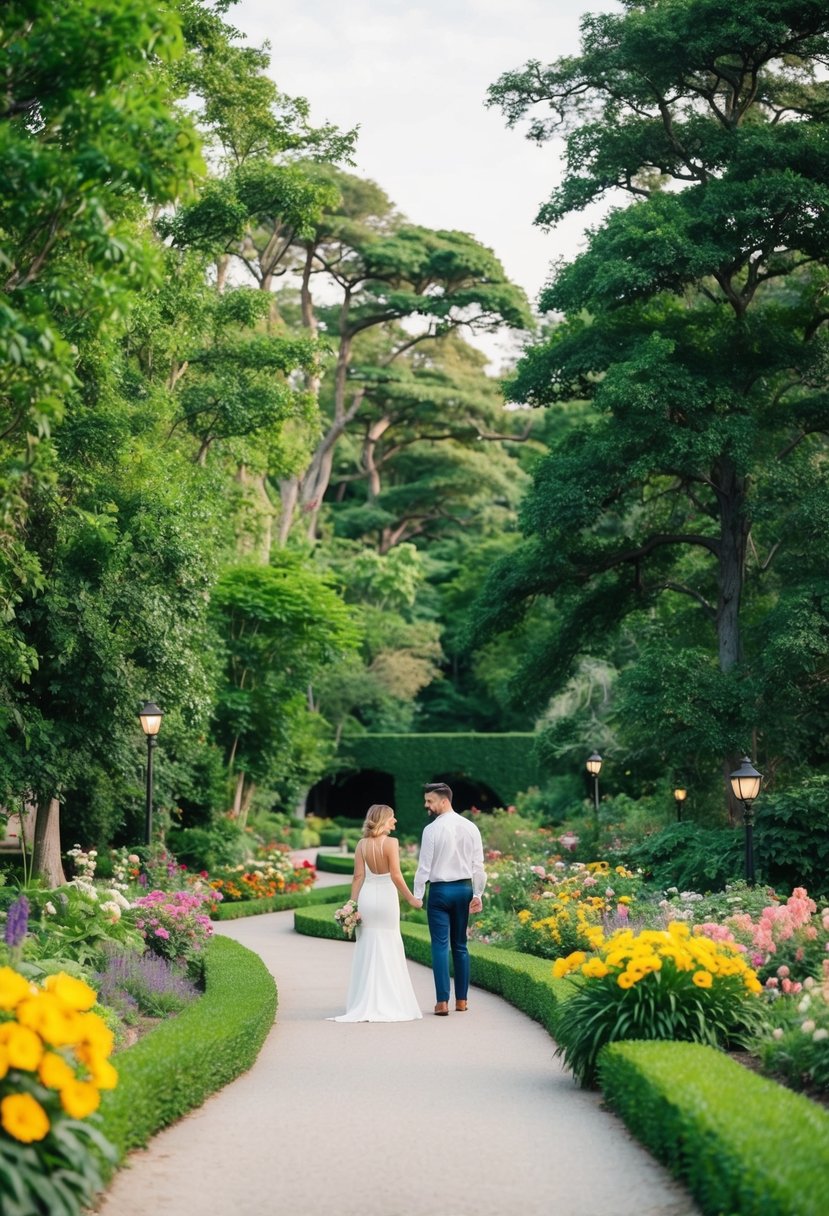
[478,0,829,803]
[0,0,204,880]
[275,167,533,541]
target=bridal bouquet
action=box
[334,899,361,938]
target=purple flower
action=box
[4,895,30,949]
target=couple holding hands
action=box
[331,783,486,1022]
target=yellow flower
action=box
[0,1093,50,1143]
[617,896,632,905]
[85,1054,118,1090]
[73,1012,115,1057]
[581,958,609,979]
[692,970,713,989]
[517,910,532,924]
[0,1044,8,1080]
[0,966,32,1011]
[39,1050,77,1090]
[0,1022,44,1071]
[44,973,97,1012]
[60,1080,100,1119]
[617,972,636,989]
[16,993,80,1048]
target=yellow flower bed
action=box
[552,920,763,995]
[0,966,118,1145]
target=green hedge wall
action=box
[98,935,276,1164]
[314,854,355,875]
[340,732,542,835]
[599,1041,829,1216]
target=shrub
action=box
[754,966,829,1095]
[132,890,218,972]
[94,949,200,1022]
[552,921,764,1086]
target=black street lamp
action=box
[138,701,163,846]
[729,756,763,884]
[674,787,688,822]
[586,752,602,828]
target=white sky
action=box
[230,0,618,310]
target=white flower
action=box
[100,901,121,923]
[772,1028,784,1040]
[803,977,815,990]
[813,1028,829,1042]
[44,902,56,916]
[797,996,812,1013]
[801,1019,816,1035]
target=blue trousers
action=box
[426,880,472,1002]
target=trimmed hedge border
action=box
[599,1041,829,1216]
[314,853,355,875]
[212,882,351,920]
[295,901,829,1214]
[98,935,276,1165]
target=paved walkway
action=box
[97,887,699,1216]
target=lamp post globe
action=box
[585,752,602,830]
[673,787,688,822]
[729,756,762,885]
[138,701,164,846]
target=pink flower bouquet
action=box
[334,899,361,938]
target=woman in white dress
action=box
[331,804,423,1022]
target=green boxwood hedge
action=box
[212,882,351,920]
[598,1041,829,1216]
[98,935,276,1164]
[314,853,355,875]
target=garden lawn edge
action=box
[296,902,829,1216]
[599,1040,829,1216]
[97,935,276,1169]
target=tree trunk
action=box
[716,456,750,825]
[32,797,67,888]
[238,779,257,829]
[716,457,748,674]
[232,770,245,818]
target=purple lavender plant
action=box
[95,944,200,1020]
[4,894,30,949]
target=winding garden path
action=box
[97,884,700,1216]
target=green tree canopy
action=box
[477,0,829,801]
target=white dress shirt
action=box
[414,811,487,901]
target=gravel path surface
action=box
[96,902,699,1216]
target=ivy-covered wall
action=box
[338,733,541,836]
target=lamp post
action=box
[674,787,687,822]
[586,752,602,831]
[729,756,762,885]
[138,701,163,846]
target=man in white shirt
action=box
[414,782,486,1016]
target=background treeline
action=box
[2,0,828,884]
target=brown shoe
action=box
[434,1001,449,1016]
[455,1000,468,1012]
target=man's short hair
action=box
[424,782,453,802]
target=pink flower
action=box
[155,927,170,939]
[777,965,790,978]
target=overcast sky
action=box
[230,0,617,308]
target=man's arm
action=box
[413,826,434,901]
[471,824,486,900]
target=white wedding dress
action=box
[331,860,422,1022]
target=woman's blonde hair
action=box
[362,803,394,838]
